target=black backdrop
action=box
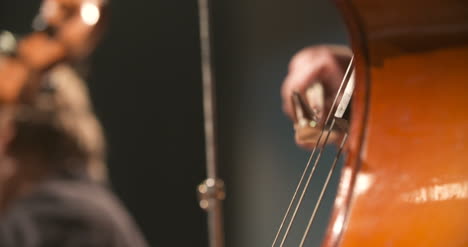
[0,1,347,246]
[88,2,207,246]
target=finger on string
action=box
[273,57,354,247]
[281,67,322,119]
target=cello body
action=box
[324,0,468,246]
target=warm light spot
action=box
[41,0,59,20]
[332,213,344,236]
[0,31,16,53]
[206,178,215,187]
[402,181,468,203]
[334,167,352,207]
[354,172,374,196]
[80,3,100,26]
[199,200,209,209]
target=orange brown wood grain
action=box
[324,0,468,246]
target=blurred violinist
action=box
[0,0,148,245]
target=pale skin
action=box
[281,45,352,149]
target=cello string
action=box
[278,119,337,247]
[271,144,319,247]
[299,132,349,247]
[274,57,354,247]
[299,68,355,245]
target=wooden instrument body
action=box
[325,0,468,246]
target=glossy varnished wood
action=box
[324,0,468,246]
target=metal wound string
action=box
[273,56,354,247]
[299,132,349,247]
[298,67,355,246]
[271,137,319,247]
[278,119,336,247]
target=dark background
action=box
[0,1,347,246]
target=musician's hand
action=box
[281,45,352,149]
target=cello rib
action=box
[325,0,468,246]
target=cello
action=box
[277,0,468,246]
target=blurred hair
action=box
[6,65,107,182]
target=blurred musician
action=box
[0,62,148,247]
